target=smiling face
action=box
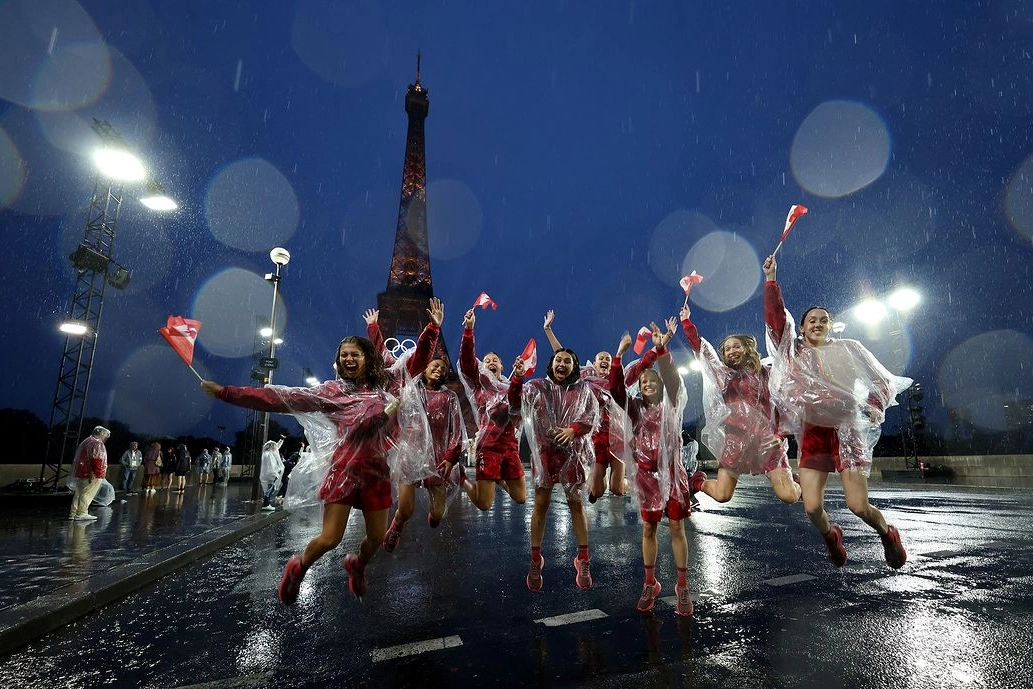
[801,308,832,346]
[593,351,612,375]
[482,352,503,378]
[550,351,575,383]
[336,342,367,379]
[424,358,448,387]
[639,369,662,404]
[721,337,747,369]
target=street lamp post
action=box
[39,119,176,491]
[252,247,290,503]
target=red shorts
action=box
[476,450,525,482]
[318,455,393,511]
[593,437,620,467]
[641,495,691,524]
[798,424,843,473]
[534,451,586,491]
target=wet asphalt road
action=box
[2,479,1031,689]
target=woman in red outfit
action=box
[510,346,599,592]
[610,322,695,617]
[763,254,910,570]
[457,308,527,511]
[362,301,463,551]
[542,310,664,503]
[202,335,401,605]
[679,304,801,505]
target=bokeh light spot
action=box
[683,231,761,313]
[111,345,213,431]
[290,0,387,87]
[648,210,718,287]
[0,127,26,208]
[790,100,891,198]
[939,330,1033,431]
[426,179,482,260]
[205,158,299,252]
[1004,153,1033,241]
[192,268,288,358]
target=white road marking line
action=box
[918,549,959,558]
[534,609,608,627]
[763,573,817,587]
[370,635,463,663]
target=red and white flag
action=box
[159,315,202,367]
[781,204,808,241]
[633,326,652,356]
[679,270,704,295]
[472,291,498,311]
[518,338,537,377]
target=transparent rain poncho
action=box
[694,336,790,476]
[64,476,116,506]
[612,361,690,514]
[251,380,406,510]
[516,376,599,498]
[458,338,523,466]
[766,306,912,474]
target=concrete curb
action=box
[0,510,289,657]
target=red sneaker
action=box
[674,582,694,617]
[689,471,708,494]
[573,556,593,590]
[342,554,367,600]
[881,525,907,569]
[526,556,545,592]
[637,580,661,612]
[823,523,848,567]
[383,522,401,553]
[277,555,306,605]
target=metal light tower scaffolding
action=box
[40,121,126,490]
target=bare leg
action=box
[467,479,497,511]
[608,460,627,496]
[301,502,352,567]
[360,508,389,562]
[393,483,416,527]
[428,484,447,522]
[567,496,589,547]
[588,463,606,500]
[840,470,889,535]
[800,468,831,534]
[530,486,552,549]
[700,467,738,503]
[503,477,527,504]
[767,467,802,504]
[669,518,688,569]
[642,522,658,566]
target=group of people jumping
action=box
[199,253,912,616]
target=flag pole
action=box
[189,364,204,382]
[771,239,785,258]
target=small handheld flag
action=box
[633,326,652,356]
[159,315,203,381]
[679,271,704,307]
[518,338,537,377]
[772,204,808,257]
[472,292,498,311]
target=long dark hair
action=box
[799,306,832,326]
[335,336,388,389]
[546,347,581,385]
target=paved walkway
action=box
[0,482,285,655]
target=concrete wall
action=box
[872,455,1033,488]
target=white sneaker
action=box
[261,505,276,512]
[73,514,98,521]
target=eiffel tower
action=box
[376,55,449,363]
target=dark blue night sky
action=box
[1,1,1032,443]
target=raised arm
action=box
[459,309,480,383]
[507,357,525,412]
[679,305,702,353]
[654,320,682,404]
[763,255,788,344]
[609,332,632,408]
[543,309,563,353]
[406,297,444,376]
[364,308,386,355]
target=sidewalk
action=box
[0,482,286,656]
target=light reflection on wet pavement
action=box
[1,479,1031,688]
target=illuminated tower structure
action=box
[376,56,448,363]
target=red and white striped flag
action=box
[633,326,652,356]
[781,204,808,241]
[159,315,202,367]
[518,338,537,377]
[679,271,703,295]
[472,292,498,311]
